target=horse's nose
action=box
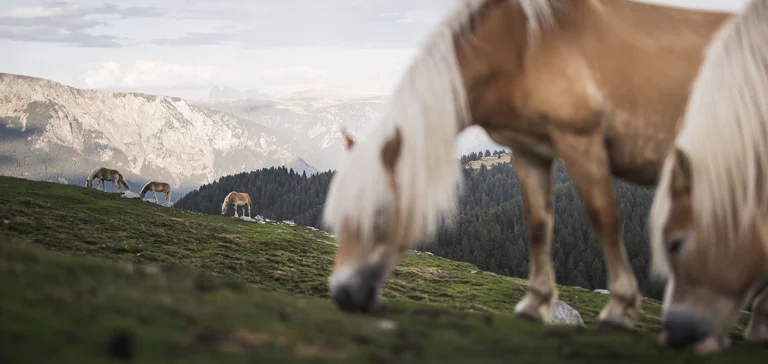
[331,281,377,312]
[663,308,712,348]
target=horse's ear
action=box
[381,127,402,172]
[342,130,355,151]
[671,147,692,195]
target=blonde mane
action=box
[222,191,234,210]
[322,0,566,245]
[651,0,768,278]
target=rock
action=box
[470,270,478,274]
[377,319,397,331]
[548,300,584,326]
[593,289,610,295]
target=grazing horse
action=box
[85,167,130,192]
[139,181,172,207]
[221,191,252,218]
[322,0,734,329]
[649,0,768,355]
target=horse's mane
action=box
[222,191,234,209]
[322,0,567,245]
[87,167,101,181]
[139,182,153,197]
[651,0,768,278]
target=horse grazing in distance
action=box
[221,191,252,218]
[85,167,130,192]
[139,181,172,207]
[322,0,734,330]
[650,0,768,354]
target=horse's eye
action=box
[667,234,689,256]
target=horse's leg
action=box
[153,191,158,204]
[101,178,106,192]
[550,130,640,329]
[512,154,556,323]
[234,204,239,218]
[113,177,120,192]
[746,286,768,341]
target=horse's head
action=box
[651,148,768,352]
[221,198,229,215]
[85,178,91,188]
[324,126,408,312]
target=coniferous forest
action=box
[174,152,662,300]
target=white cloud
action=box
[397,9,437,24]
[83,60,235,89]
[261,66,328,84]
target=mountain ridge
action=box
[0,73,320,190]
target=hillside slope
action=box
[0,176,763,363]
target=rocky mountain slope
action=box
[194,88,505,170]
[0,73,318,190]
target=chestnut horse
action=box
[221,191,252,218]
[86,167,130,192]
[650,0,768,354]
[322,0,734,330]
[139,181,172,207]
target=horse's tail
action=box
[167,186,172,206]
[246,194,253,218]
[119,174,130,190]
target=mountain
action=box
[0,73,319,191]
[193,88,506,171]
[208,86,272,100]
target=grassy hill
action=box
[0,176,765,363]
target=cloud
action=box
[82,60,236,89]
[80,59,333,94]
[0,1,164,47]
[152,32,236,46]
[396,9,438,24]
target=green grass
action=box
[0,176,765,363]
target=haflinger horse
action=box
[86,167,130,192]
[649,0,768,355]
[322,0,734,329]
[221,191,252,218]
[139,181,172,207]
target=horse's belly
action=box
[485,130,556,161]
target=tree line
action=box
[174,153,663,300]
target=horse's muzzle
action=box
[331,280,379,312]
[659,308,729,354]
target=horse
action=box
[322,0,735,330]
[85,167,130,192]
[139,181,172,207]
[649,0,768,354]
[221,191,252,218]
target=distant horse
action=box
[139,181,172,207]
[322,0,734,330]
[85,167,130,192]
[650,0,768,354]
[221,191,252,218]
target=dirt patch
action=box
[295,343,347,359]
[191,329,348,359]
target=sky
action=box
[0,0,750,100]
